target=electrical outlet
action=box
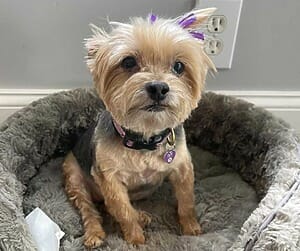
[196,0,243,69]
[208,15,227,33]
[204,38,223,55]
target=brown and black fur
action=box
[63,9,216,248]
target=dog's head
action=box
[85,9,216,136]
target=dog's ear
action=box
[177,8,216,29]
[176,8,217,73]
[85,24,109,73]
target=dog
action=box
[63,8,216,248]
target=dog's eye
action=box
[172,61,185,75]
[121,56,137,70]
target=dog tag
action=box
[163,150,176,164]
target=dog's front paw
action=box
[138,210,152,228]
[84,229,106,248]
[122,223,145,245]
[180,217,202,236]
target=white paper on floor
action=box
[25,207,65,251]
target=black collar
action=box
[112,120,171,151]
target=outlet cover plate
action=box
[196,0,243,69]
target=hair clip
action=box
[148,13,157,24]
[148,13,205,41]
[189,31,205,40]
[178,13,197,28]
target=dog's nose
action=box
[145,82,169,101]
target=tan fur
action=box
[63,152,105,248]
[64,9,215,248]
[85,15,215,136]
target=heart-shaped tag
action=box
[163,150,176,164]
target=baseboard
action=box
[0,89,65,108]
[212,90,300,109]
[0,89,65,124]
[213,90,300,134]
[0,89,300,134]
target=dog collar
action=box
[112,120,177,163]
[112,120,172,151]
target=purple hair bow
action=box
[148,13,205,41]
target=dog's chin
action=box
[121,106,181,136]
[142,104,168,112]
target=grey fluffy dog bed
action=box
[0,88,300,251]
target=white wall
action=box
[208,0,300,91]
[0,0,194,89]
[1,0,299,91]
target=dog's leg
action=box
[169,160,202,236]
[92,167,145,245]
[63,152,106,248]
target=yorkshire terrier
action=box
[63,8,216,248]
